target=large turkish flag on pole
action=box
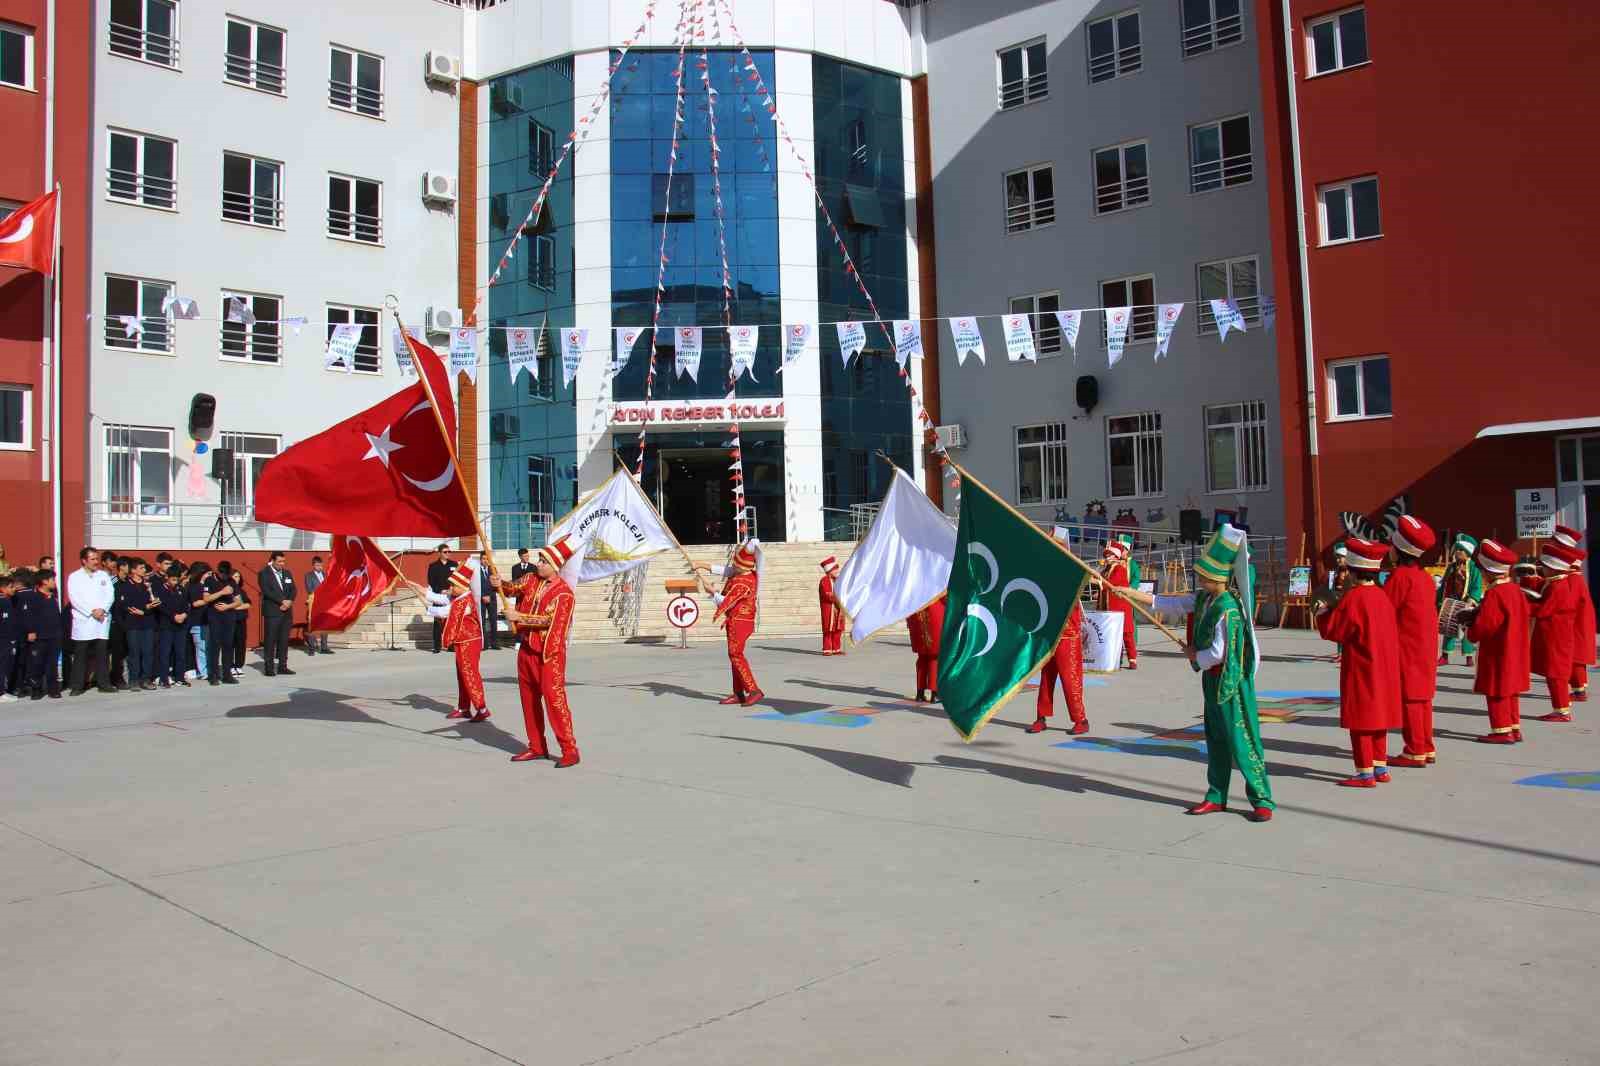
[0,190,59,275]
[254,335,477,535]
[308,536,401,632]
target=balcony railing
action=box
[222,191,284,228]
[225,53,286,94]
[997,71,1047,110]
[1095,174,1150,215]
[104,315,172,352]
[108,21,179,66]
[1183,11,1244,57]
[329,79,384,118]
[107,167,176,209]
[327,208,383,244]
[1190,150,1253,193]
[1197,293,1262,334]
[1088,42,1141,83]
[1005,195,1056,233]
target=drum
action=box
[1438,597,1473,635]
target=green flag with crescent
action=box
[938,471,1093,740]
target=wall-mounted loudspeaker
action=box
[1075,375,1098,415]
[187,393,217,442]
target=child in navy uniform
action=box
[0,572,19,702]
[18,569,63,700]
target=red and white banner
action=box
[0,190,58,276]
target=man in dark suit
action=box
[257,551,297,677]
[510,548,536,582]
[477,550,500,649]
[426,544,456,654]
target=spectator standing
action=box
[118,559,159,690]
[19,569,62,699]
[304,556,332,654]
[67,548,115,695]
[426,544,457,654]
[104,553,129,689]
[186,562,212,682]
[257,551,297,676]
[478,550,500,650]
[201,562,241,686]
[0,572,18,702]
[510,548,536,583]
[155,565,191,688]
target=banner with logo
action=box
[507,324,540,384]
[1261,296,1277,333]
[782,323,812,370]
[1104,307,1131,368]
[613,326,642,375]
[893,320,923,372]
[548,468,679,584]
[950,316,985,366]
[1210,299,1247,342]
[1054,310,1082,358]
[449,327,479,384]
[728,324,759,381]
[560,327,588,389]
[324,323,362,373]
[674,325,703,381]
[1002,314,1036,363]
[836,320,867,367]
[1155,302,1184,359]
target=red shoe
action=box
[1126,660,1138,671]
[1251,807,1273,823]
[1476,732,1516,744]
[718,694,743,705]
[1574,690,1590,703]
[445,708,469,720]
[1373,769,1392,783]
[1511,730,1523,743]
[1535,711,1573,723]
[1436,654,1449,667]
[511,748,550,762]
[554,752,581,768]
[1337,776,1377,788]
[469,709,492,722]
[740,689,766,707]
[1388,754,1428,768]
[1186,800,1226,815]
[1025,718,1047,734]
[1069,720,1089,735]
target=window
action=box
[1327,356,1391,420]
[1308,6,1368,75]
[105,275,174,353]
[1086,11,1141,83]
[327,174,382,243]
[1189,115,1251,193]
[528,119,555,176]
[1205,401,1268,492]
[527,455,555,516]
[1,21,34,89]
[220,291,282,364]
[325,305,380,374]
[0,200,16,221]
[222,152,283,227]
[530,234,556,291]
[1017,422,1069,505]
[107,129,176,209]
[104,425,172,517]
[1107,412,1163,499]
[225,17,285,94]
[1009,292,1062,356]
[109,0,177,67]
[1004,164,1055,233]
[218,432,279,518]
[1100,275,1156,344]
[0,384,29,449]
[1182,0,1243,57]
[996,38,1047,109]
[1318,176,1380,244]
[1093,141,1149,215]
[650,173,694,221]
[329,45,382,117]
[1196,256,1260,333]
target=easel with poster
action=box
[1281,533,1314,629]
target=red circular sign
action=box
[667,595,700,629]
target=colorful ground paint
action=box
[1514,771,1600,791]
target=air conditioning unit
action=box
[421,171,458,206]
[490,413,521,442]
[935,423,968,450]
[425,51,461,85]
[490,82,524,114]
[426,306,464,334]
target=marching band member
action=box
[1385,516,1440,767]
[1315,538,1401,787]
[1099,541,1137,670]
[818,556,844,656]
[694,540,765,707]
[1552,525,1595,702]
[409,560,490,724]
[503,536,580,766]
[907,594,945,704]
[1464,539,1530,743]
[1437,534,1483,666]
[1527,541,1584,723]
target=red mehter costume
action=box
[1384,516,1440,766]
[1030,603,1086,734]
[907,594,945,701]
[1468,539,1530,743]
[1099,543,1137,669]
[1528,541,1584,722]
[1316,539,1401,786]
[504,536,580,766]
[714,540,763,706]
[426,562,488,721]
[1553,526,1594,702]
[818,556,844,656]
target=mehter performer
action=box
[503,536,581,767]
[410,560,491,723]
[695,540,765,707]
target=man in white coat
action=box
[67,546,116,695]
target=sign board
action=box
[1288,566,1312,598]
[1515,488,1557,538]
[609,400,786,428]
[666,594,700,629]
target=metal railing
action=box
[1197,293,1262,334]
[480,511,555,550]
[329,79,384,118]
[327,208,383,244]
[107,167,176,208]
[1183,11,1244,57]
[1005,194,1055,233]
[103,315,172,353]
[1095,174,1150,215]
[109,21,179,66]
[222,190,284,228]
[1190,149,1253,193]
[225,53,286,94]
[997,72,1047,110]
[1088,42,1141,83]
[1099,304,1158,345]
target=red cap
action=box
[820,556,838,572]
[1476,538,1517,574]
[1390,515,1436,558]
[1553,524,1582,549]
[733,539,760,571]
[1541,542,1582,572]
[537,535,576,571]
[1344,538,1388,570]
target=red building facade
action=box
[1258,1,1600,563]
[0,0,91,567]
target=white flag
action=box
[1210,298,1247,342]
[613,326,642,374]
[325,322,362,373]
[1154,302,1184,359]
[674,325,703,381]
[449,327,479,383]
[162,295,198,319]
[1054,310,1082,358]
[892,320,922,371]
[507,325,539,384]
[728,324,759,381]
[118,315,142,338]
[560,327,588,389]
[548,468,678,584]
[1003,314,1037,363]
[226,296,255,327]
[1105,307,1131,367]
[1261,296,1277,332]
[835,467,957,645]
[393,328,417,377]
[781,323,811,370]
[283,315,308,336]
[835,320,866,367]
[949,316,985,366]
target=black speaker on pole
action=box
[210,447,235,481]
[187,393,217,442]
[1075,374,1099,415]
[1179,509,1204,544]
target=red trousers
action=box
[1486,695,1521,733]
[1545,675,1571,711]
[915,653,938,694]
[1400,698,1433,758]
[1349,730,1388,770]
[517,647,576,757]
[1572,663,1589,691]
[453,639,485,712]
[1036,639,1086,724]
[821,626,843,655]
[726,617,759,696]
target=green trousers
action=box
[1442,630,1476,655]
[1202,686,1275,809]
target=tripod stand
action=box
[207,510,244,550]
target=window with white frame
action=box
[105,275,174,353]
[1087,10,1141,83]
[104,424,172,516]
[218,432,279,517]
[1,21,34,89]
[1009,292,1062,356]
[528,119,556,176]
[1107,411,1163,499]
[107,129,176,209]
[108,0,177,67]
[1182,0,1243,57]
[1004,164,1055,233]
[329,45,383,117]
[1196,256,1260,334]
[1205,401,1269,492]
[1189,115,1251,193]
[220,291,282,364]
[327,174,381,243]
[0,384,30,449]
[1100,275,1156,344]
[1318,175,1380,244]
[225,17,285,94]
[222,152,283,227]
[1017,422,1069,505]
[1327,355,1391,420]
[325,305,380,374]
[1093,141,1149,215]
[996,38,1047,110]
[1307,6,1368,75]
[529,234,556,291]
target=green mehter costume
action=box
[1438,533,1484,657]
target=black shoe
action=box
[210,679,221,686]
[432,648,441,654]
[142,680,157,690]
[98,686,117,695]
[278,667,295,676]
[178,680,191,688]
[322,648,333,655]
[263,669,276,677]
[31,691,44,701]
[48,691,61,700]
[222,677,239,685]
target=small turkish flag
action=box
[0,190,58,275]
[254,335,477,536]
[308,536,401,633]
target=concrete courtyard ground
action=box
[2,626,1597,1065]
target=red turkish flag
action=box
[308,536,401,632]
[254,335,476,535]
[0,190,59,275]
